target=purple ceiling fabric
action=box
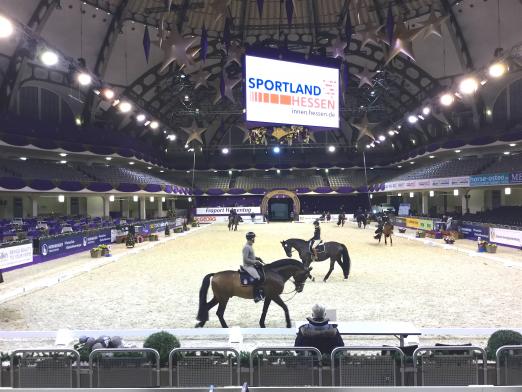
[207,188,225,195]
[0,177,26,189]
[144,184,162,193]
[58,181,85,192]
[33,139,58,149]
[117,183,141,192]
[30,179,55,191]
[192,189,204,195]
[357,186,368,193]
[250,188,266,194]
[337,186,354,193]
[315,186,333,194]
[87,182,113,192]
[295,187,311,194]
[60,142,86,152]
[228,188,246,195]
[164,185,172,193]
[442,140,465,149]
[1,134,29,146]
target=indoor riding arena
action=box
[1,0,522,390]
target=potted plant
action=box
[415,230,425,238]
[191,219,199,227]
[486,243,497,253]
[174,227,183,233]
[99,244,110,256]
[90,247,102,258]
[125,234,136,248]
[164,225,170,237]
[486,329,522,360]
[143,331,180,367]
[149,234,159,241]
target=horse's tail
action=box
[196,273,214,322]
[340,244,351,279]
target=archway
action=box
[261,190,300,220]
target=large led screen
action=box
[245,55,339,128]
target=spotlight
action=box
[147,166,152,170]
[273,146,281,154]
[453,189,459,196]
[407,115,418,124]
[429,190,434,197]
[398,193,402,196]
[133,195,138,202]
[276,169,281,174]
[184,95,189,101]
[459,77,479,95]
[149,196,154,202]
[149,121,159,129]
[228,170,232,175]
[409,192,414,197]
[370,194,373,199]
[222,147,229,154]
[509,143,516,147]
[328,145,336,152]
[489,61,508,78]
[161,197,166,202]
[160,170,164,173]
[105,157,112,161]
[102,88,115,100]
[118,101,132,113]
[40,50,59,66]
[503,151,510,155]
[59,160,67,164]
[0,15,14,38]
[58,195,65,203]
[75,116,83,126]
[486,109,492,116]
[144,120,151,126]
[59,153,67,157]
[455,149,461,153]
[109,195,115,202]
[422,106,431,116]
[397,165,402,168]
[20,157,27,161]
[440,93,455,106]
[167,134,176,141]
[388,130,395,136]
[410,161,415,165]
[325,169,329,173]
[77,72,92,86]
[505,187,511,195]
[129,162,134,165]
[429,155,435,159]
[188,197,192,202]
[378,135,386,142]
[365,144,371,149]
[136,114,146,122]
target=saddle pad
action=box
[239,270,256,286]
[316,243,326,253]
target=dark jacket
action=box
[294,319,344,354]
[312,226,321,241]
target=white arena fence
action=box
[1,345,521,388]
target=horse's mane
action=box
[265,258,304,270]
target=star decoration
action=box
[328,36,347,59]
[384,21,425,65]
[354,67,376,88]
[235,123,251,143]
[157,27,199,72]
[422,8,449,38]
[351,114,378,143]
[210,0,231,20]
[213,73,241,104]
[226,42,244,66]
[181,120,207,145]
[355,24,383,49]
[189,69,211,89]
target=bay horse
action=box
[280,238,350,282]
[356,213,367,229]
[195,259,312,328]
[374,222,394,245]
[228,214,241,231]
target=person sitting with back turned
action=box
[295,304,344,354]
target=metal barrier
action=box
[331,346,405,386]
[10,349,80,388]
[496,345,522,386]
[89,348,160,388]
[169,347,240,387]
[250,347,322,386]
[413,346,487,386]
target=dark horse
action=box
[228,214,241,231]
[374,222,394,245]
[196,259,312,328]
[356,213,367,229]
[281,238,350,282]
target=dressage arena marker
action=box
[0,224,213,305]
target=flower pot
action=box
[486,246,497,253]
[90,249,102,258]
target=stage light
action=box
[222,147,229,154]
[429,190,434,197]
[273,146,281,153]
[440,93,455,106]
[429,155,435,158]
[149,121,159,129]
[149,196,154,202]
[75,116,82,126]
[20,157,27,161]
[118,101,132,113]
[144,120,151,126]
[388,130,395,136]
[366,144,371,149]
[409,192,414,197]
[486,109,492,116]
[184,95,189,101]
[105,157,112,161]
[41,50,59,66]
[160,170,164,173]
[489,61,508,78]
[133,195,138,202]
[407,115,418,124]
[188,197,192,202]
[77,72,92,86]
[0,15,14,38]
[325,169,329,173]
[112,99,120,107]
[378,135,386,141]
[136,114,146,122]
[398,193,402,196]
[228,170,232,175]
[129,162,134,165]
[509,143,516,147]
[422,106,431,116]
[453,189,459,196]
[370,194,373,199]
[60,160,67,164]
[410,161,415,165]
[167,134,176,141]
[147,166,152,170]
[328,145,336,152]
[276,169,281,174]
[503,151,510,155]
[455,149,461,153]
[109,195,115,202]
[102,88,115,100]
[397,165,402,168]
[505,187,511,195]
[459,77,479,95]
[58,195,65,203]
[161,197,166,202]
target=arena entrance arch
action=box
[261,190,300,220]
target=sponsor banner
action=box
[0,242,33,270]
[195,216,217,224]
[405,218,420,229]
[459,223,490,240]
[196,207,261,216]
[418,219,434,231]
[489,227,522,247]
[38,229,112,260]
[510,172,522,184]
[470,173,510,187]
[385,176,470,191]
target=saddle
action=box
[308,240,325,254]
[239,265,265,287]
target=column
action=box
[65,196,71,216]
[121,198,130,218]
[421,192,428,215]
[157,197,163,218]
[103,196,110,218]
[31,196,39,218]
[139,197,147,220]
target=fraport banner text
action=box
[245,55,339,128]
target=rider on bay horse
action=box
[242,232,265,302]
[309,220,322,261]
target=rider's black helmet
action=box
[246,232,256,241]
[313,220,320,226]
